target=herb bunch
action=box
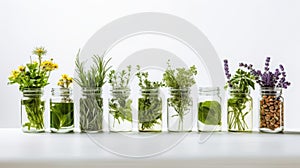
[163,60,197,131]
[108,66,133,127]
[74,51,112,88]
[224,59,256,93]
[136,65,163,131]
[8,47,58,91]
[239,57,291,89]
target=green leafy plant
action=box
[108,66,133,128]
[74,50,112,132]
[136,65,164,131]
[224,59,255,131]
[163,60,197,131]
[198,101,221,125]
[8,47,58,132]
[50,74,74,132]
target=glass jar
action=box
[227,89,253,132]
[21,88,45,133]
[138,89,162,132]
[50,88,74,133]
[167,88,193,132]
[79,87,103,133]
[109,88,132,132]
[259,87,284,133]
[198,87,222,132]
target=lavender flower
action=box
[239,57,291,89]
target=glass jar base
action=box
[109,129,132,132]
[198,123,221,132]
[138,130,162,132]
[260,127,283,133]
[81,130,103,133]
[228,129,252,133]
[51,127,74,133]
[168,129,192,132]
[22,127,45,133]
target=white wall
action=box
[0,0,299,130]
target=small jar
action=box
[227,89,253,132]
[138,89,162,132]
[79,87,103,133]
[198,87,222,132]
[21,88,45,133]
[109,88,132,132]
[259,87,284,133]
[50,88,74,133]
[167,88,193,132]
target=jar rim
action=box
[199,87,220,92]
[228,88,250,94]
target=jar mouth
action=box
[199,87,220,94]
[51,88,72,96]
[169,88,190,94]
[229,88,250,94]
[23,88,43,96]
[110,88,130,93]
[141,88,159,95]
[260,87,282,95]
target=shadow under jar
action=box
[79,87,103,133]
[50,88,74,133]
[227,89,253,132]
[109,88,133,132]
[138,89,162,132]
[259,87,284,133]
[167,88,193,132]
[198,87,222,132]
[21,88,45,133]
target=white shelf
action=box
[0,129,300,167]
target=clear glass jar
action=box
[198,87,222,132]
[167,88,193,132]
[79,87,103,133]
[50,88,74,133]
[109,88,132,132]
[259,87,284,133]
[138,89,162,132]
[21,88,45,133]
[227,89,253,132]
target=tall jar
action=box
[79,87,103,133]
[50,88,74,133]
[21,88,45,133]
[167,88,193,132]
[259,87,284,133]
[198,87,222,132]
[227,89,253,132]
[138,89,162,132]
[109,88,132,132]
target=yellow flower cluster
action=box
[33,47,47,57]
[57,74,73,88]
[41,59,58,71]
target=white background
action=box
[0,0,299,131]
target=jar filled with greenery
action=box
[163,60,197,132]
[223,59,255,132]
[74,51,111,133]
[8,47,58,133]
[198,87,222,132]
[136,66,163,132]
[50,74,74,133]
[239,57,291,133]
[108,66,133,132]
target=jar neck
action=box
[110,88,130,97]
[81,87,102,96]
[260,87,282,96]
[199,87,219,95]
[52,88,72,97]
[140,88,159,96]
[23,88,43,97]
[229,88,250,96]
[169,88,190,96]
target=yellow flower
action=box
[9,70,20,79]
[18,66,25,72]
[62,74,68,79]
[41,60,57,71]
[67,76,73,82]
[53,63,58,69]
[33,47,47,56]
[57,81,64,87]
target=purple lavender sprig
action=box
[239,57,291,89]
[223,59,232,87]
